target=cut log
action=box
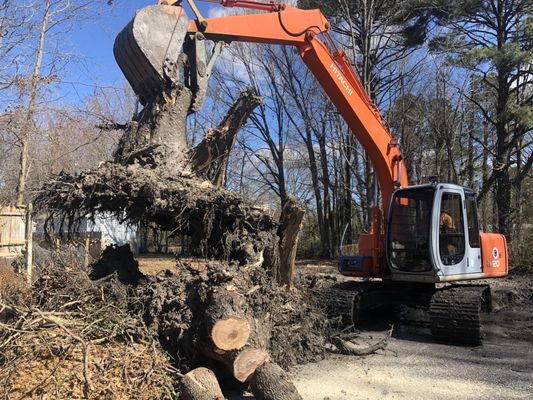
[199,344,269,383]
[233,348,269,382]
[249,362,303,400]
[277,198,306,288]
[189,88,262,186]
[198,288,270,382]
[180,367,224,400]
[203,290,251,351]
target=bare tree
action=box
[6,0,114,205]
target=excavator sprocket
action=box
[430,285,492,345]
[113,5,189,104]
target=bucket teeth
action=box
[113,5,189,104]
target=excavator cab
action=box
[385,183,508,283]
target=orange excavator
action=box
[114,0,508,344]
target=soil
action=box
[290,332,533,400]
[137,255,208,275]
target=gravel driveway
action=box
[291,273,533,400]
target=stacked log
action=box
[250,362,303,400]
[199,289,269,383]
[180,367,224,400]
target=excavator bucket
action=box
[113,5,190,104]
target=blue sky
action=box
[58,0,215,104]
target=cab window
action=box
[388,188,434,272]
[465,192,481,248]
[439,193,465,265]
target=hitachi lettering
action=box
[330,63,353,96]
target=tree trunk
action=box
[16,0,51,206]
[198,288,271,383]
[342,129,353,243]
[113,88,192,171]
[277,198,305,288]
[303,127,326,256]
[199,345,269,383]
[180,367,224,400]
[317,124,333,256]
[480,121,490,231]
[190,88,262,186]
[203,290,251,351]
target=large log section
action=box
[180,367,224,400]
[250,362,303,400]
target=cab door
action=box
[464,190,483,273]
[434,186,468,276]
[434,186,483,277]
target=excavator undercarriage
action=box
[322,282,492,345]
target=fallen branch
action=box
[330,326,393,356]
[83,342,92,399]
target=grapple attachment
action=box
[113,5,190,104]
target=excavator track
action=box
[429,285,491,345]
[319,280,493,345]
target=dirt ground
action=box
[289,270,533,400]
[136,255,338,276]
[290,332,532,400]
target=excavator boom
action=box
[115,0,406,214]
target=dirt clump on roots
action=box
[36,162,278,266]
[127,255,331,371]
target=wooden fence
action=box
[0,206,26,258]
[0,205,32,281]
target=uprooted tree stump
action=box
[35,85,316,398]
[277,198,306,289]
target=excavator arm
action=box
[187,1,407,209]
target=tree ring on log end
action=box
[233,348,269,382]
[212,318,251,351]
